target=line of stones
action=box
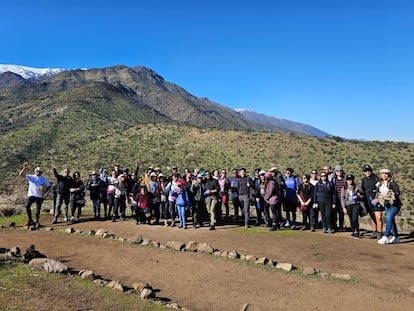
[55,226,353,281]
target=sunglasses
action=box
[320,175,327,177]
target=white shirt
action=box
[26,174,50,198]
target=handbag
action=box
[76,193,86,207]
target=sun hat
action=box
[380,168,391,174]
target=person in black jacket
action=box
[361,164,381,239]
[52,165,72,223]
[204,171,220,230]
[314,173,336,233]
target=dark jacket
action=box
[53,168,72,195]
[314,180,336,204]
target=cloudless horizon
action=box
[1,1,413,142]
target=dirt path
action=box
[1,216,413,311]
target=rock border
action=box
[56,226,354,281]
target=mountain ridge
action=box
[0,64,330,136]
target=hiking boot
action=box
[209,225,215,231]
[52,218,57,224]
[269,225,276,231]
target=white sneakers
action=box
[378,236,400,244]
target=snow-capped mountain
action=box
[0,64,65,79]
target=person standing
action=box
[86,171,103,219]
[361,164,381,239]
[340,174,364,238]
[19,163,50,228]
[69,171,85,224]
[204,170,220,230]
[314,172,336,233]
[237,168,253,228]
[297,174,314,230]
[283,168,300,228]
[332,165,346,231]
[190,174,205,228]
[229,169,241,221]
[375,169,402,245]
[264,172,281,231]
[52,165,72,223]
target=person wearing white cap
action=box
[374,169,403,244]
[19,162,50,228]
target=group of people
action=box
[19,161,403,244]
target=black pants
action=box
[332,204,345,230]
[310,207,320,228]
[319,201,333,230]
[346,203,360,234]
[270,203,282,227]
[25,196,44,224]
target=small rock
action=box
[141,239,151,246]
[166,241,185,251]
[79,270,95,280]
[255,257,269,265]
[45,227,54,231]
[152,241,160,248]
[9,246,21,255]
[106,280,124,292]
[221,251,229,257]
[241,303,249,311]
[93,279,108,287]
[276,262,293,272]
[132,282,151,293]
[118,237,125,242]
[166,302,180,309]
[213,251,221,257]
[185,241,198,252]
[197,242,215,254]
[302,267,318,275]
[95,228,107,237]
[127,234,143,244]
[141,288,155,299]
[29,258,68,273]
[23,245,46,262]
[102,232,115,239]
[268,259,275,267]
[228,250,240,260]
[88,230,96,235]
[9,222,16,228]
[64,228,74,234]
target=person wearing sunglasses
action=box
[314,172,336,233]
[19,162,50,228]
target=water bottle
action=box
[369,196,377,207]
[351,193,357,203]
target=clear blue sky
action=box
[1,0,413,142]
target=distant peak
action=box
[0,64,65,79]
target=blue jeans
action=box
[177,204,186,226]
[384,205,400,238]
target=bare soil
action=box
[1,214,413,311]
